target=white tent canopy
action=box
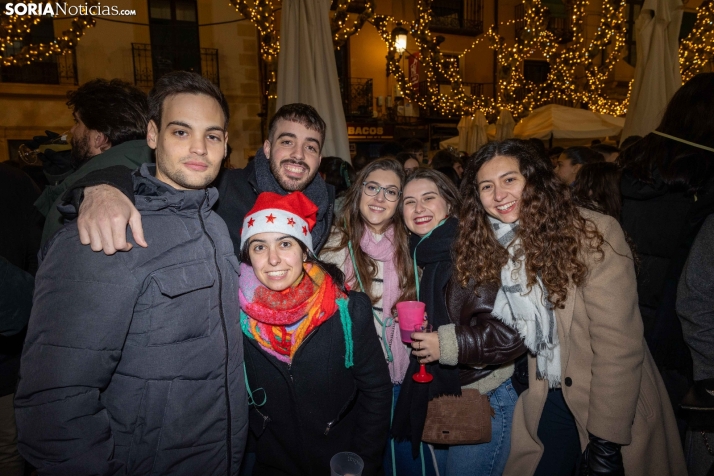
[514,104,625,141]
[440,135,460,150]
[276,0,351,162]
[495,110,516,141]
[467,111,489,154]
[457,116,471,152]
[620,0,683,142]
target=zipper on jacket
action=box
[286,325,321,383]
[198,190,232,475]
[324,386,358,435]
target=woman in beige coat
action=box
[454,139,685,476]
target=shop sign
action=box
[347,124,394,140]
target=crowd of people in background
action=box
[2,72,714,476]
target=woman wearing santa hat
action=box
[238,191,392,476]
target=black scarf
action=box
[253,148,333,251]
[391,216,462,456]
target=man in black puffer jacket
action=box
[15,72,248,475]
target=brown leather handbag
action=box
[421,389,494,445]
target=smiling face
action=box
[554,153,581,185]
[402,178,450,236]
[247,232,306,291]
[264,119,322,191]
[476,155,526,224]
[148,93,227,190]
[359,169,401,234]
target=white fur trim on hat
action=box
[240,208,314,252]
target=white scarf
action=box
[488,217,561,388]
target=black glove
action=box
[580,432,624,476]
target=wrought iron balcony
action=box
[341,77,373,117]
[515,3,572,43]
[547,15,573,43]
[132,43,219,88]
[430,0,483,36]
[0,49,77,85]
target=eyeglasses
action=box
[362,181,401,202]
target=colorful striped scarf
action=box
[239,262,342,363]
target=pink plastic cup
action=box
[396,301,426,343]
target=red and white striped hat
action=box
[240,191,318,253]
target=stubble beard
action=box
[156,149,216,190]
[70,133,94,166]
[269,155,317,192]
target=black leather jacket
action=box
[445,280,528,386]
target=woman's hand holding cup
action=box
[411,323,440,364]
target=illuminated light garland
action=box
[1,15,42,51]
[331,0,375,48]
[1,5,96,66]
[680,0,714,82]
[230,0,280,99]
[372,0,632,119]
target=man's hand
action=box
[78,185,147,255]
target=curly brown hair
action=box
[322,158,416,310]
[455,139,604,309]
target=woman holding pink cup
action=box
[392,168,527,476]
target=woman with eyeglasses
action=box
[391,168,526,476]
[320,159,435,475]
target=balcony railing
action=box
[430,0,483,36]
[515,3,572,43]
[515,3,525,37]
[341,77,373,117]
[0,50,77,85]
[132,43,220,88]
[418,81,493,98]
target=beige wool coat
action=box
[504,210,686,476]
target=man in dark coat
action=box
[69,103,335,255]
[36,78,149,245]
[14,72,248,475]
[0,162,42,476]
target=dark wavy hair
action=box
[319,156,355,195]
[403,167,462,217]
[240,237,346,293]
[66,78,148,146]
[322,158,416,309]
[455,139,604,309]
[572,161,622,219]
[618,72,714,195]
[563,146,604,165]
[268,103,326,149]
[149,71,229,130]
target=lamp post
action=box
[392,24,408,54]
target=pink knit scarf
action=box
[344,225,411,384]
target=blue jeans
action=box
[384,384,437,476]
[433,378,519,476]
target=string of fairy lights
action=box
[0,5,96,67]
[2,0,712,118]
[680,0,714,82]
